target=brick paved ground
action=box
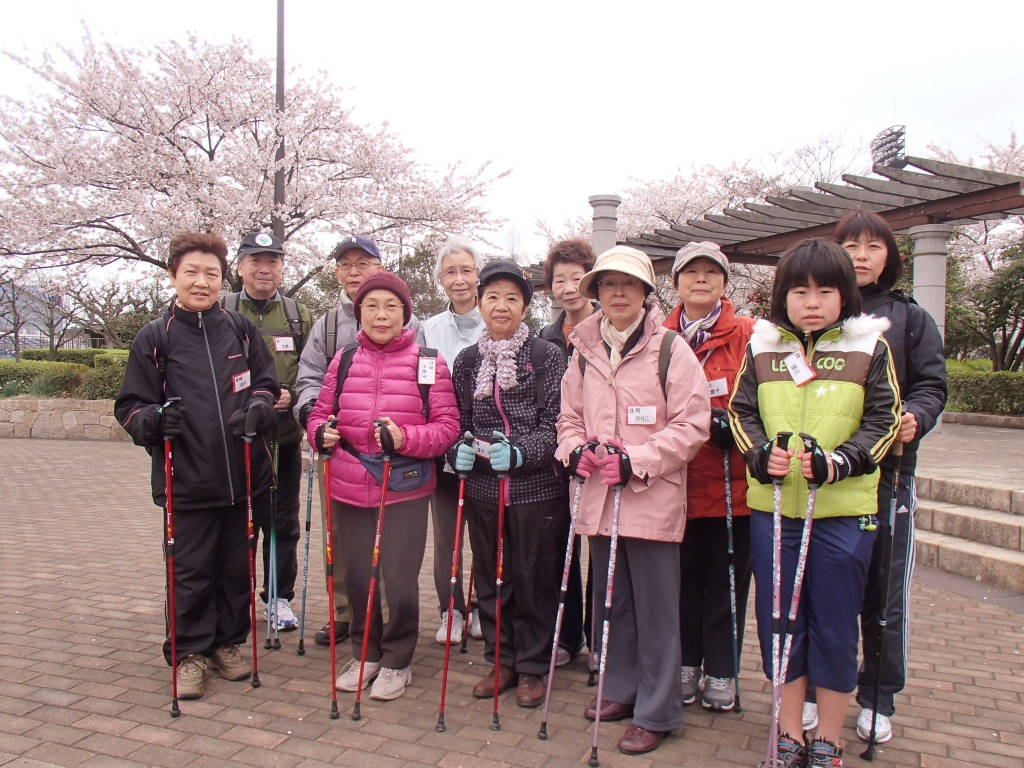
[1,434,1022,768]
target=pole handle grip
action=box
[772,431,793,486]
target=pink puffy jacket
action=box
[307,328,460,508]
[555,307,711,543]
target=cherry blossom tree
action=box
[0,31,506,294]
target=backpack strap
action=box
[223,310,251,360]
[281,296,305,350]
[223,293,241,312]
[149,318,169,385]
[577,350,587,378]
[459,344,479,429]
[531,337,549,414]
[332,343,361,418]
[657,330,677,400]
[325,308,339,360]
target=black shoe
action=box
[314,621,350,646]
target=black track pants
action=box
[466,494,569,676]
[678,516,752,678]
[253,439,302,602]
[162,499,254,665]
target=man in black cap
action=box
[293,235,422,646]
[223,232,314,632]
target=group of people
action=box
[116,209,946,768]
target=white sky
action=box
[1,0,1022,257]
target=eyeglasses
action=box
[441,266,478,279]
[336,260,380,273]
[596,277,643,292]
[361,302,404,315]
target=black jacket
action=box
[115,303,281,510]
[539,303,599,365]
[448,330,566,505]
[861,285,948,476]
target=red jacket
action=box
[307,328,460,508]
[664,297,754,519]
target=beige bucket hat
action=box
[577,246,657,299]
[671,241,730,284]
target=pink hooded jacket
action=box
[555,307,711,543]
[307,328,460,508]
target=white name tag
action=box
[232,370,251,393]
[783,350,817,387]
[472,438,492,459]
[418,356,437,385]
[627,406,657,425]
[274,335,295,353]
[708,377,729,398]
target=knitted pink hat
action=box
[353,271,413,325]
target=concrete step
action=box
[916,529,1024,592]
[916,499,1024,551]
[916,473,1024,514]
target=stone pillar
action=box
[908,224,955,340]
[589,194,622,256]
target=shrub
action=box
[75,363,126,400]
[21,348,108,366]
[946,372,1024,416]
[94,350,131,368]
[0,360,87,397]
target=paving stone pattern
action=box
[1,437,1022,768]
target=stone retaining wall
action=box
[0,398,128,441]
[942,411,1024,430]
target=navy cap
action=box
[478,259,534,305]
[330,235,381,262]
[238,231,286,256]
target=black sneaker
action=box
[758,733,807,768]
[806,737,843,768]
[314,621,350,646]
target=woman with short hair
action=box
[421,238,486,644]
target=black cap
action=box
[329,235,382,262]
[238,232,286,257]
[478,260,534,305]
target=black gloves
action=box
[746,440,775,486]
[805,440,850,486]
[297,400,315,429]
[314,422,331,453]
[228,397,276,438]
[158,402,186,440]
[709,408,733,451]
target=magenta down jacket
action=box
[306,328,460,508]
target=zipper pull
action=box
[198,311,203,329]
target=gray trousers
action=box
[335,497,429,669]
[316,457,350,622]
[589,535,684,732]
[431,471,474,615]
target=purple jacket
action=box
[307,328,460,508]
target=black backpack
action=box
[222,292,305,352]
[576,329,678,400]
[457,337,552,429]
[332,342,438,420]
[149,311,250,385]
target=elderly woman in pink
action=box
[308,272,459,702]
[556,246,710,756]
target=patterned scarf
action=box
[680,301,722,351]
[474,322,530,399]
[600,312,645,373]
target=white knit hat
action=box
[577,246,657,299]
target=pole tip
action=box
[860,745,877,761]
[436,715,445,732]
[330,702,339,720]
[351,704,361,722]
[490,714,500,731]
[251,674,261,688]
[265,640,273,650]
[588,750,600,767]
[537,725,547,740]
[170,701,180,718]
[296,644,305,656]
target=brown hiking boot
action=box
[472,665,516,698]
[208,645,251,682]
[176,655,206,700]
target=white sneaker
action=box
[555,647,571,667]
[856,707,892,744]
[335,658,381,692]
[435,610,464,644]
[468,608,483,639]
[264,598,298,631]
[802,701,819,731]
[370,666,411,700]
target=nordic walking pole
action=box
[766,431,792,768]
[353,419,395,722]
[297,442,315,656]
[243,408,262,689]
[321,418,340,719]
[588,442,629,768]
[266,428,281,651]
[491,471,508,731]
[539,440,599,739]
[724,447,742,713]
[438,435,474,732]
[462,562,474,654]
[862,408,905,762]
[161,397,182,717]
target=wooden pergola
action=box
[622,155,1024,271]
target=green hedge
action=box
[76,364,126,400]
[21,348,109,366]
[94,350,130,368]
[947,372,1024,416]
[0,360,88,397]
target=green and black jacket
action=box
[728,314,901,520]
